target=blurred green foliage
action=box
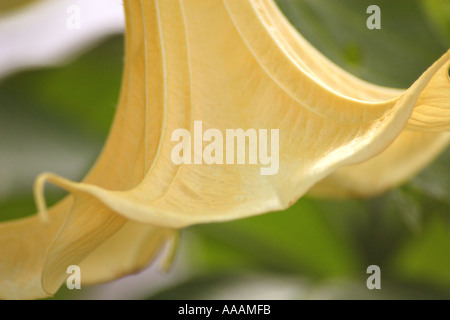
[0,0,37,13]
[0,0,449,300]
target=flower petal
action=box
[79,221,177,285]
[39,0,173,295]
[407,57,450,131]
[35,0,450,229]
[3,0,450,299]
[40,193,127,295]
[309,130,450,198]
[0,1,174,298]
[0,200,69,300]
[0,197,176,299]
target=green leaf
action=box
[409,148,450,205]
[0,37,123,220]
[392,215,450,289]
[0,36,123,138]
[190,198,361,278]
[387,189,423,234]
[275,0,447,87]
[421,0,450,47]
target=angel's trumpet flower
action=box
[0,0,449,299]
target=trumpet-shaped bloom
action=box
[0,0,449,299]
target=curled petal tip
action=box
[158,232,180,273]
[33,172,76,224]
[34,173,51,224]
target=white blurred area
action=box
[84,232,307,300]
[0,0,125,79]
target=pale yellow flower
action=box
[1,0,449,299]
